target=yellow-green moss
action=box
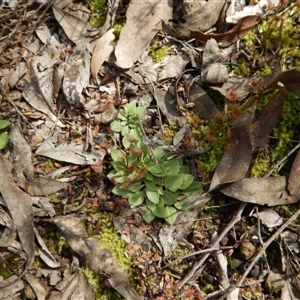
[149,41,175,63]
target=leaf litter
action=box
[1,0,300,299]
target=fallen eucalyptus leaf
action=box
[63,39,90,107]
[221,176,297,206]
[253,209,283,228]
[114,0,173,69]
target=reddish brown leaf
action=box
[191,15,261,47]
[288,149,300,200]
[209,107,255,191]
[251,89,286,150]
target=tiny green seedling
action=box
[0,119,11,150]
[108,101,202,225]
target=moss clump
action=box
[88,0,107,29]
[235,2,300,77]
[80,267,118,300]
[149,41,175,63]
[87,212,133,275]
[251,91,300,176]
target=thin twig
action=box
[266,141,300,176]
[178,202,247,289]
[218,207,300,299]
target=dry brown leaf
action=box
[91,29,115,81]
[261,69,300,97]
[52,4,94,44]
[210,107,255,191]
[0,156,34,271]
[189,82,222,120]
[162,0,225,39]
[62,39,90,107]
[220,176,297,206]
[114,0,173,69]
[288,149,300,200]
[191,15,261,47]
[251,89,286,150]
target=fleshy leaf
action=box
[142,210,156,223]
[183,181,203,196]
[0,133,9,150]
[128,191,144,207]
[180,174,194,190]
[164,175,184,192]
[0,120,11,130]
[161,191,176,205]
[145,189,159,204]
[164,206,178,225]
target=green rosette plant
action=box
[108,101,202,225]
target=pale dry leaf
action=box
[63,39,90,107]
[226,0,281,24]
[10,126,34,190]
[212,73,251,101]
[52,4,94,44]
[220,176,297,206]
[0,209,15,247]
[253,209,283,228]
[162,0,225,39]
[24,272,48,300]
[28,177,66,196]
[201,39,228,84]
[0,156,34,270]
[157,53,190,81]
[91,29,115,81]
[114,0,173,69]
[36,139,105,165]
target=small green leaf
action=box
[183,181,203,196]
[128,191,144,207]
[121,126,130,136]
[161,191,176,205]
[180,174,194,189]
[135,106,146,118]
[110,120,122,132]
[110,148,125,161]
[164,175,184,192]
[142,210,156,223]
[147,162,164,177]
[112,185,128,197]
[145,189,159,204]
[122,134,137,148]
[0,120,11,130]
[153,148,166,160]
[144,180,157,191]
[145,172,153,181]
[118,109,127,120]
[0,133,9,150]
[129,182,143,192]
[164,206,178,225]
[111,160,126,171]
[107,170,125,183]
[180,165,190,173]
[148,201,165,218]
[174,200,189,210]
[162,160,180,175]
[124,100,137,116]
